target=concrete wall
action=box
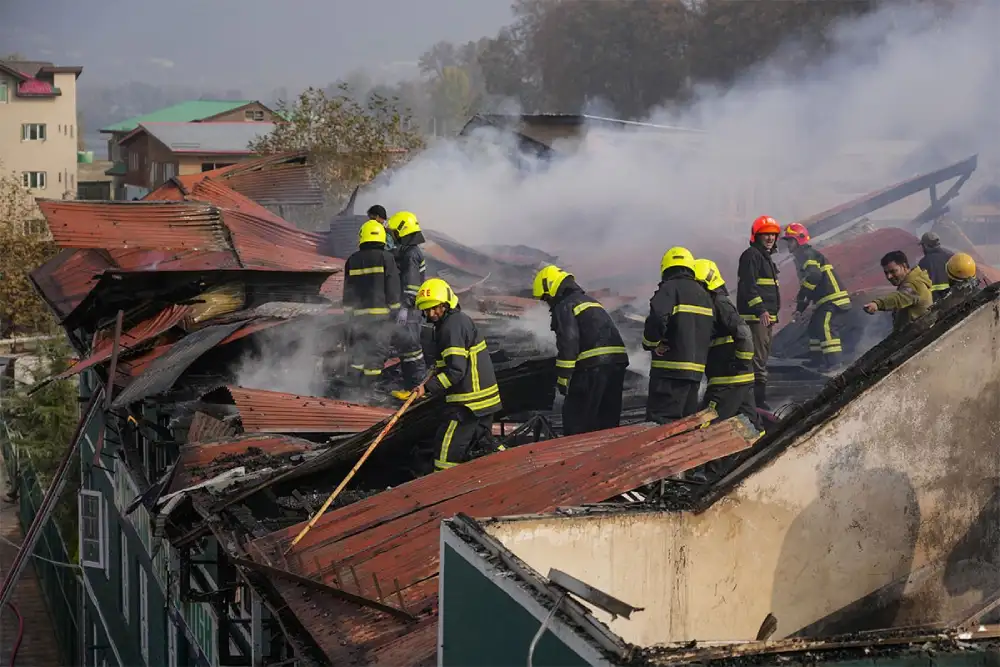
[0,71,80,197]
[487,297,1000,648]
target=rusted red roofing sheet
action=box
[178,433,316,485]
[249,413,752,666]
[55,304,191,379]
[222,386,394,434]
[223,162,323,206]
[39,200,232,251]
[30,249,113,320]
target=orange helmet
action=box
[783,222,810,246]
[750,215,781,243]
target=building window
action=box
[138,568,149,663]
[163,163,177,181]
[201,162,235,172]
[22,171,47,189]
[70,124,74,138]
[79,490,106,569]
[245,108,265,121]
[0,82,7,103]
[128,150,138,172]
[120,529,130,623]
[21,123,47,141]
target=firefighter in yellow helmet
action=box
[946,252,980,297]
[693,258,761,431]
[385,211,428,392]
[411,278,504,470]
[532,265,629,435]
[342,220,401,387]
[641,247,715,423]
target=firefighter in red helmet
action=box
[737,216,781,410]
[782,223,852,371]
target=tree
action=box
[0,165,58,337]
[418,41,459,78]
[248,85,425,204]
[430,67,478,135]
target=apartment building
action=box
[0,59,83,197]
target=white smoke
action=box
[365,1,1000,287]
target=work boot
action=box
[754,381,772,412]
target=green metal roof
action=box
[104,161,127,176]
[99,100,254,133]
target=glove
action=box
[396,308,409,325]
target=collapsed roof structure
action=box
[13,143,1000,665]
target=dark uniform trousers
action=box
[433,406,496,470]
[807,304,847,362]
[704,384,760,430]
[391,314,427,388]
[646,377,702,424]
[350,319,391,384]
[564,365,627,436]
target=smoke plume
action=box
[364,1,1000,288]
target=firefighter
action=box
[917,232,953,302]
[737,216,781,410]
[946,252,980,296]
[781,223,852,371]
[367,204,395,250]
[862,251,932,332]
[386,211,428,392]
[642,247,715,424]
[693,259,761,431]
[411,278,504,470]
[532,265,630,435]
[342,220,401,386]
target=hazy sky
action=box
[0,0,514,92]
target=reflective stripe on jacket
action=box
[918,247,954,302]
[642,270,715,382]
[395,237,427,309]
[706,289,755,386]
[343,244,401,318]
[549,281,629,388]
[737,242,781,322]
[425,309,503,416]
[793,245,851,312]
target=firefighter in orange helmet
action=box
[737,216,781,410]
[782,223,852,371]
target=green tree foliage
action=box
[474,0,882,118]
[248,85,425,203]
[0,166,59,337]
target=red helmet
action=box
[782,222,810,246]
[750,215,781,243]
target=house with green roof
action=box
[101,100,276,198]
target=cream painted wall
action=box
[488,298,1000,648]
[0,72,80,198]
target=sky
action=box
[0,0,514,92]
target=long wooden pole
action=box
[284,374,432,555]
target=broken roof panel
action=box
[178,433,317,486]
[187,411,238,444]
[39,200,231,251]
[209,386,394,434]
[247,412,754,666]
[30,249,113,320]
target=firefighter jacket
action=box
[343,243,401,318]
[737,242,781,323]
[918,246,954,301]
[549,279,629,389]
[705,287,755,387]
[425,308,503,417]
[792,245,851,312]
[641,269,715,382]
[872,267,933,332]
[395,232,427,309]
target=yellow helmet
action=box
[415,278,459,311]
[693,258,725,292]
[359,219,387,247]
[387,211,421,238]
[532,265,573,299]
[946,252,976,281]
[660,246,696,274]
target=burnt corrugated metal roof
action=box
[217,385,394,434]
[179,433,316,485]
[111,321,245,408]
[30,249,113,320]
[187,411,238,444]
[54,304,191,380]
[249,412,754,666]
